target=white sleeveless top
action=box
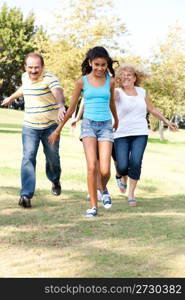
[113,86,148,139]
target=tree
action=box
[145,25,185,136]
[0,4,41,97]
[43,0,127,105]
[55,0,126,51]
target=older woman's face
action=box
[121,70,136,88]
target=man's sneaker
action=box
[116,177,127,193]
[87,190,103,202]
[51,182,61,196]
[85,207,97,217]
[19,196,31,208]
[102,191,112,209]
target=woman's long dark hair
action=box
[81,46,118,77]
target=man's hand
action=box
[58,105,66,121]
[1,97,12,106]
[48,131,60,146]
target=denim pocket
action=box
[81,118,91,130]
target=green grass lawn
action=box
[0,108,185,278]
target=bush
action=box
[148,114,159,131]
[9,98,24,110]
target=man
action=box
[1,52,65,208]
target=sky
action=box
[2,0,185,59]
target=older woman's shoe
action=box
[128,199,137,207]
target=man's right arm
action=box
[1,86,23,106]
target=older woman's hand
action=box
[167,121,178,131]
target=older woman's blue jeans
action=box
[114,135,148,180]
[20,125,61,199]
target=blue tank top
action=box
[82,74,112,121]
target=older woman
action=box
[114,64,177,207]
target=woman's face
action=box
[89,58,108,77]
[121,70,136,88]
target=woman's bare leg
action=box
[82,137,98,208]
[98,141,112,190]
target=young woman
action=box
[48,46,118,217]
[71,99,127,196]
[71,99,104,202]
[114,63,178,207]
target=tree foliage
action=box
[55,0,126,50]
[145,26,185,130]
[0,3,43,96]
[43,0,126,104]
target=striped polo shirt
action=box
[21,71,62,129]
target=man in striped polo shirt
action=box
[2,53,65,208]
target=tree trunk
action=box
[159,121,164,140]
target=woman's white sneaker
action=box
[85,207,98,217]
[102,192,112,209]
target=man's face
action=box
[25,56,44,81]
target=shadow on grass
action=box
[148,137,185,146]
[1,185,185,225]
[1,185,185,214]
[0,129,21,134]
[0,123,22,134]
[139,185,158,193]
[0,124,22,129]
[0,186,87,210]
[0,124,72,136]
[115,193,185,213]
[1,186,185,277]
[148,137,168,144]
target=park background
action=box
[0,0,185,278]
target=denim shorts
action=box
[80,118,114,142]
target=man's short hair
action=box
[24,52,44,66]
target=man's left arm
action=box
[51,87,66,121]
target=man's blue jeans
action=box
[20,124,61,199]
[114,135,148,180]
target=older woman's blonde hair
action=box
[115,63,149,87]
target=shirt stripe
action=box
[24,91,52,97]
[24,119,55,125]
[25,103,57,109]
[25,108,58,114]
[22,71,62,129]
